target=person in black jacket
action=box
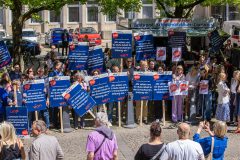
[61,29,69,56]
[134,121,165,160]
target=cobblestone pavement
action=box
[24,121,240,160]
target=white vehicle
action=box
[22,28,38,42]
[223,20,240,46]
[0,29,9,39]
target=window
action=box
[87,0,98,22]
[106,13,116,22]
[49,10,60,23]
[68,4,79,22]
[124,11,136,19]
[30,12,43,23]
[142,6,153,18]
[87,6,98,22]
[0,8,3,24]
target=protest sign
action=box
[49,76,70,107]
[156,47,166,61]
[135,33,155,61]
[172,47,182,62]
[0,41,11,69]
[112,30,132,58]
[133,72,154,100]
[87,46,104,74]
[168,31,186,48]
[62,83,96,117]
[179,80,189,95]
[68,42,89,70]
[168,81,179,96]
[199,80,209,94]
[153,71,172,100]
[89,73,111,105]
[109,72,129,102]
[209,30,229,53]
[23,79,46,112]
[6,107,29,138]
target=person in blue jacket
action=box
[193,121,228,160]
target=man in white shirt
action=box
[159,123,204,160]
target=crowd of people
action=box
[0,38,238,159]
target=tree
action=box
[0,0,141,66]
[155,0,239,18]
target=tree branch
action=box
[155,0,174,18]
[184,7,194,18]
[182,0,206,9]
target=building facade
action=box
[0,2,238,39]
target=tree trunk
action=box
[174,6,184,18]
[12,11,24,70]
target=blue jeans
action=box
[108,102,118,122]
[199,92,212,121]
[40,109,50,128]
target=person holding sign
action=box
[9,63,22,81]
[0,121,26,160]
[229,71,239,124]
[185,66,200,123]
[49,60,64,129]
[35,67,50,129]
[73,72,87,129]
[135,61,149,124]
[8,80,23,107]
[216,73,230,122]
[172,65,185,123]
[199,67,213,121]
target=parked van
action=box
[223,20,240,46]
[22,28,38,42]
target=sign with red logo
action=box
[156,47,166,61]
[168,80,189,96]
[199,80,209,94]
[172,47,182,62]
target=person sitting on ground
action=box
[0,121,26,160]
[159,123,204,160]
[29,120,64,160]
[86,112,118,160]
[134,121,165,160]
[193,121,228,160]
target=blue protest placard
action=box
[62,83,96,117]
[0,41,11,69]
[209,30,229,53]
[49,76,70,107]
[133,72,154,100]
[68,42,89,70]
[135,33,155,61]
[153,71,172,100]
[109,72,129,102]
[89,73,111,105]
[23,79,46,112]
[6,107,29,138]
[87,46,104,74]
[112,30,132,58]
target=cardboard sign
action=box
[6,107,29,138]
[112,30,132,58]
[172,47,182,62]
[89,73,111,105]
[49,76,70,107]
[109,72,129,102]
[168,80,189,96]
[23,79,46,112]
[156,47,166,61]
[87,46,104,74]
[133,72,154,100]
[68,42,89,70]
[62,83,96,117]
[135,33,155,61]
[199,80,209,94]
[0,41,11,69]
[153,71,172,100]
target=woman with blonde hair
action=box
[193,121,228,160]
[0,121,25,160]
[216,73,230,122]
